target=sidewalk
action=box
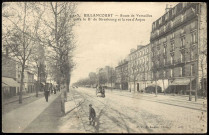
[2,92,61,133]
[105,89,207,111]
[3,92,44,105]
[58,90,87,133]
[23,94,62,133]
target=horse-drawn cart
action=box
[96,86,105,97]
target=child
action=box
[89,104,96,126]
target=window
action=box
[172,7,176,16]
[181,12,186,22]
[191,32,197,43]
[171,20,173,27]
[190,65,195,76]
[163,47,166,54]
[165,13,169,20]
[171,69,174,77]
[179,67,182,77]
[191,51,194,60]
[153,23,155,30]
[170,33,175,39]
[180,53,183,62]
[163,70,166,78]
[171,56,173,64]
[164,58,166,65]
[181,36,185,46]
[159,17,162,25]
[157,71,159,78]
[171,42,175,50]
[181,28,185,35]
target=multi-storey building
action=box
[128,44,152,92]
[150,3,207,95]
[115,59,129,90]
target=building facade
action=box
[128,44,152,92]
[2,54,20,97]
[150,3,207,95]
[115,59,129,90]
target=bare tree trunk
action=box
[36,66,39,97]
[162,78,165,95]
[201,62,204,98]
[60,81,65,115]
[19,62,25,104]
[155,78,157,96]
[134,78,136,92]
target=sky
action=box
[70,2,178,84]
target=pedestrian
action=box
[54,86,56,94]
[44,87,50,102]
[89,104,96,126]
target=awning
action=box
[2,82,9,87]
[2,77,20,87]
[169,78,194,86]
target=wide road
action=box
[62,87,207,133]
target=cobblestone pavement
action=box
[58,87,207,133]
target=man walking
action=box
[44,87,50,102]
[89,104,96,126]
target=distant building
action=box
[150,3,207,95]
[115,59,129,90]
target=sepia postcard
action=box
[2,2,207,133]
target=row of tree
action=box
[3,2,78,114]
[74,66,116,87]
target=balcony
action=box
[165,23,171,31]
[170,37,175,42]
[163,42,167,48]
[170,48,175,56]
[176,58,185,64]
[173,18,182,27]
[180,31,186,37]
[180,46,186,52]
[190,41,197,49]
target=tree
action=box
[130,63,140,92]
[35,2,77,115]
[89,72,97,87]
[3,2,43,103]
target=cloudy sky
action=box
[71,2,178,84]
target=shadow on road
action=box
[94,104,108,133]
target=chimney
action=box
[137,45,144,50]
[130,48,136,53]
[165,4,173,13]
